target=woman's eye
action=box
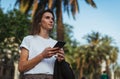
[45,16,54,21]
[46,16,50,19]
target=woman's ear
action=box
[39,23,41,25]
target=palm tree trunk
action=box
[106,59,111,79]
[56,0,64,41]
[79,66,83,79]
[0,65,3,79]
[89,73,93,79]
[79,60,84,79]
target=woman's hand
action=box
[41,47,59,58]
[56,48,65,61]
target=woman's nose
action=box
[50,18,54,23]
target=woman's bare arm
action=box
[18,47,44,72]
[18,47,59,72]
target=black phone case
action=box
[54,41,66,48]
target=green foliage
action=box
[0,8,31,61]
[77,31,119,79]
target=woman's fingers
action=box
[42,47,60,58]
[56,49,65,61]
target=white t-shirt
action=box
[20,35,57,74]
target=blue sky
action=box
[63,0,120,64]
[1,0,120,64]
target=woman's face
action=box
[40,12,54,31]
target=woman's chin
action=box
[48,27,53,30]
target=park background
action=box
[0,0,120,79]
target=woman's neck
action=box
[39,30,50,39]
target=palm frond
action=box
[85,0,97,8]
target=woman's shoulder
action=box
[49,37,57,42]
[23,35,34,40]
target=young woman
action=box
[18,9,65,79]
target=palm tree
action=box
[100,36,119,79]
[76,45,87,79]
[15,0,96,40]
[84,32,102,68]
[113,63,120,79]
[82,32,119,79]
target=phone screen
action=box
[53,41,66,48]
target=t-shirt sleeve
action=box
[20,36,30,51]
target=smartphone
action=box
[53,41,66,48]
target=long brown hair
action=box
[30,9,55,35]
